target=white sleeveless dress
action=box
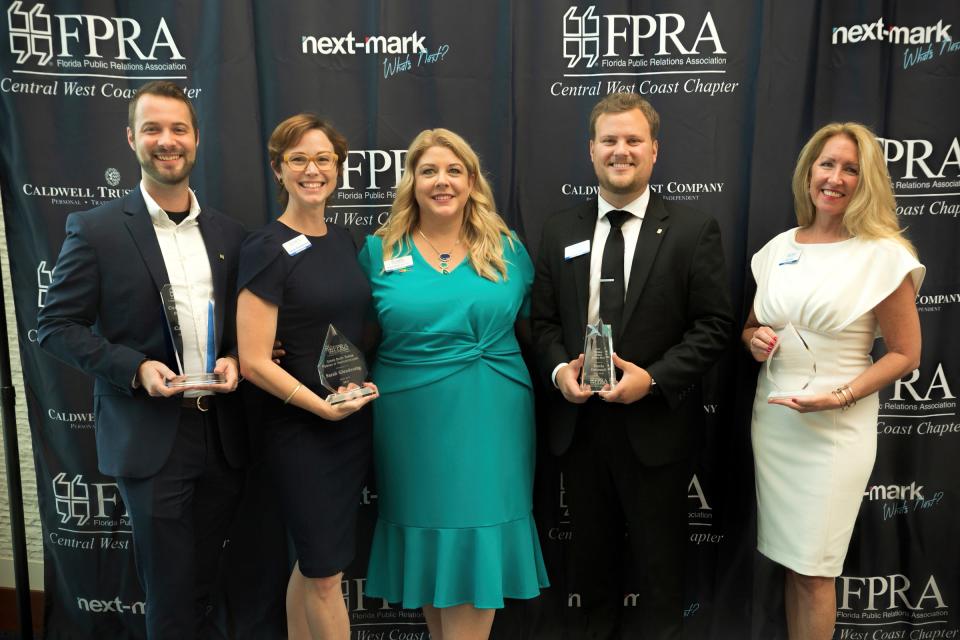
[750,228,924,576]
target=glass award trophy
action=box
[765,322,817,398]
[161,284,225,387]
[581,319,617,392]
[318,325,376,405]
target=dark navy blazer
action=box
[38,188,249,478]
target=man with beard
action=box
[531,93,733,638]
[38,81,248,639]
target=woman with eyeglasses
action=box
[236,113,378,640]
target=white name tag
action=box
[282,234,312,256]
[778,250,802,266]
[384,255,414,272]
[564,239,591,260]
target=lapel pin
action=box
[657,228,663,234]
[218,253,225,260]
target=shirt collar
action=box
[140,181,201,228]
[597,187,650,221]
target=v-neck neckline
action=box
[410,237,469,275]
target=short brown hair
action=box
[128,80,198,137]
[589,93,661,140]
[267,113,349,209]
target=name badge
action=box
[384,255,414,272]
[778,250,802,266]
[282,234,312,256]
[565,239,591,260]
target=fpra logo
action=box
[563,6,600,68]
[53,472,90,526]
[879,363,959,438]
[37,260,53,308]
[837,575,952,637]
[52,472,127,527]
[562,5,725,68]
[7,1,52,64]
[688,474,723,545]
[6,1,184,67]
[892,364,954,403]
[880,137,960,181]
[327,149,407,227]
[838,574,948,616]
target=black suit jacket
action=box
[38,188,249,478]
[531,194,733,465]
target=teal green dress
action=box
[359,233,549,609]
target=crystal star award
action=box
[161,284,225,387]
[765,322,817,398]
[581,319,617,392]
[318,325,376,405]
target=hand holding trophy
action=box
[161,284,226,387]
[581,318,617,392]
[318,325,377,405]
[765,322,817,398]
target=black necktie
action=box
[599,210,630,336]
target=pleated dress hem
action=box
[364,513,550,610]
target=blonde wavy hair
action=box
[792,122,915,255]
[376,128,514,281]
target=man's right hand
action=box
[136,360,182,397]
[557,354,593,404]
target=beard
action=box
[137,147,195,186]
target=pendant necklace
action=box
[418,228,461,275]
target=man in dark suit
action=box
[38,81,248,639]
[531,93,733,638]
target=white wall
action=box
[0,188,46,590]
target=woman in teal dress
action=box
[359,128,548,639]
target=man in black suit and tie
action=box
[531,93,733,638]
[38,81,248,639]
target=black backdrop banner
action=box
[1,1,957,638]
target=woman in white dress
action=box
[742,122,924,640]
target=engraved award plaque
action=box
[581,319,617,392]
[161,284,225,387]
[765,322,817,398]
[318,325,376,405]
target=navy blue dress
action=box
[237,220,372,577]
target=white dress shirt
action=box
[587,190,649,325]
[552,188,651,385]
[140,183,215,397]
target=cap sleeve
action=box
[749,229,792,325]
[505,231,534,318]
[835,239,925,330]
[237,229,287,307]
[357,234,383,278]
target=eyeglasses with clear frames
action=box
[282,152,338,171]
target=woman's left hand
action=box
[768,392,841,413]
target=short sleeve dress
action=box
[750,228,925,576]
[237,220,372,578]
[358,233,549,609]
